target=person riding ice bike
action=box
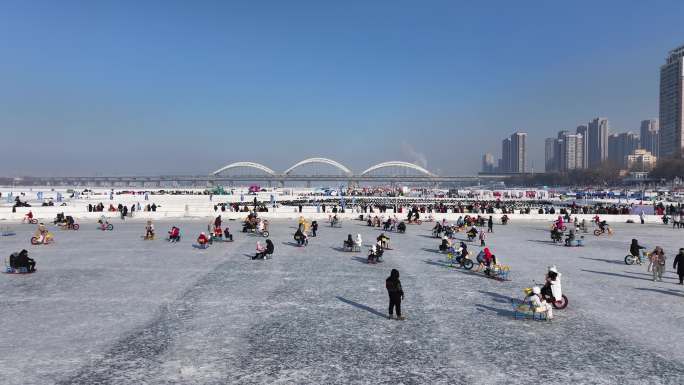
[144,220,155,240]
[525,286,554,320]
[196,232,209,247]
[168,226,181,242]
[438,236,451,252]
[550,225,563,243]
[97,215,111,230]
[31,223,53,245]
[466,226,478,241]
[22,211,34,224]
[564,229,576,246]
[625,239,647,265]
[539,265,567,309]
[594,220,612,236]
[630,239,645,259]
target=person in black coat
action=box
[12,249,36,272]
[294,228,307,246]
[630,239,645,258]
[385,269,404,320]
[253,239,274,260]
[674,248,684,285]
[344,234,353,248]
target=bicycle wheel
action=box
[624,255,635,265]
[552,295,568,309]
[593,229,602,236]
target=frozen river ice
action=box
[1,218,683,384]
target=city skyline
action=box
[540,116,659,174]
[496,113,663,174]
[499,41,684,175]
[1,2,684,176]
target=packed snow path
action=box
[1,219,683,384]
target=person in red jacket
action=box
[22,210,34,223]
[483,249,497,276]
[213,226,223,239]
[197,232,209,245]
[168,226,181,242]
[475,247,494,272]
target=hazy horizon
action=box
[1,1,682,176]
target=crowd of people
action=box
[6,202,684,325]
[86,202,159,219]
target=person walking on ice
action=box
[650,246,666,282]
[386,269,405,320]
[674,248,684,285]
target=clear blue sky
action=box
[1,1,682,176]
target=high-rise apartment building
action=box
[640,119,660,157]
[587,117,609,167]
[608,132,640,168]
[559,133,584,171]
[545,131,585,173]
[501,138,511,173]
[659,45,684,158]
[509,132,527,173]
[576,125,589,168]
[481,153,496,173]
[497,133,526,173]
[545,138,557,172]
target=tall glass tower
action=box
[659,45,684,158]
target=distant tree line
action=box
[649,158,684,180]
[506,164,623,187]
[505,158,684,187]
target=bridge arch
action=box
[283,158,352,175]
[360,161,435,177]
[212,162,276,176]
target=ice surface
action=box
[1,219,683,384]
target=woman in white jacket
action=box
[546,266,562,302]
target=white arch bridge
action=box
[17,158,512,187]
[211,158,436,178]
